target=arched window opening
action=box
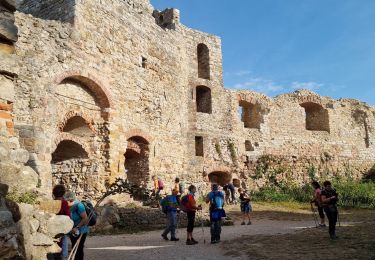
[196,86,212,114]
[51,140,93,197]
[63,116,94,137]
[300,102,330,132]
[208,171,232,186]
[239,101,263,129]
[52,140,88,163]
[197,43,210,79]
[124,136,150,187]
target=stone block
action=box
[0,210,14,228]
[0,13,17,42]
[0,76,15,102]
[31,232,54,246]
[29,218,39,234]
[10,148,30,164]
[46,215,73,238]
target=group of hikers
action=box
[158,177,253,245]
[50,177,339,259]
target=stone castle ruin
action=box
[1,0,375,201]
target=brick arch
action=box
[237,93,258,105]
[298,95,322,106]
[54,71,113,110]
[57,111,96,133]
[124,129,153,144]
[52,133,92,155]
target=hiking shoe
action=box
[247,221,252,225]
[319,224,326,227]
[171,238,180,242]
[191,238,199,244]
[161,234,169,241]
[241,222,245,225]
[186,239,195,245]
[211,240,217,244]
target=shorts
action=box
[240,203,252,213]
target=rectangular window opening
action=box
[195,136,204,156]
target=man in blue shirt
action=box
[205,183,225,244]
[64,191,89,260]
[161,188,180,241]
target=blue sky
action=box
[151,0,375,105]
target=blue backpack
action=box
[210,191,224,210]
[160,196,170,214]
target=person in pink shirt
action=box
[311,181,326,227]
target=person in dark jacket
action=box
[321,181,339,239]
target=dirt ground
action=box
[222,202,375,260]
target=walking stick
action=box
[337,208,341,227]
[310,203,318,228]
[200,210,206,244]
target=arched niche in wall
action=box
[300,102,330,132]
[51,139,94,195]
[197,43,210,80]
[208,171,232,186]
[62,116,95,138]
[124,136,150,187]
[196,85,212,114]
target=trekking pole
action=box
[337,208,341,227]
[310,203,318,228]
[200,210,206,244]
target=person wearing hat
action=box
[64,191,89,260]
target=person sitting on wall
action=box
[311,181,326,227]
[52,184,70,260]
[321,181,339,239]
[161,188,180,241]
[205,183,225,244]
[64,191,89,260]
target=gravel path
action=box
[85,219,314,260]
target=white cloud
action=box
[231,77,285,94]
[234,70,252,76]
[290,81,323,91]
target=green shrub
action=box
[6,190,38,205]
[251,180,375,209]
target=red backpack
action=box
[158,179,164,190]
[180,194,192,212]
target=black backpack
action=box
[81,200,97,226]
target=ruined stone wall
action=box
[3,0,375,201]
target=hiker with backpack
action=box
[161,188,180,241]
[311,181,326,227]
[64,191,89,260]
[152,176,164,197]
[180,185,202,245]
[52,184,70,260]
[321,181,339,239]
[238,188,252,225]
[205,183,225,244]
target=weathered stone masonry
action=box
[2,0,375,200]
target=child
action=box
[239,188,252,225]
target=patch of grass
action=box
[251,180,375,209]
[6,190,38,205]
